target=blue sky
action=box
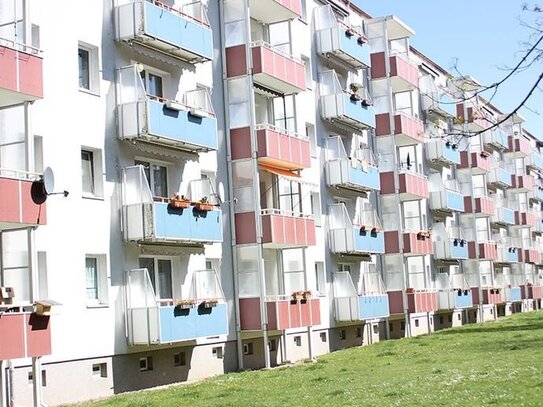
[355,1,542,136]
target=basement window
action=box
[243,343,253,355]
[139,356,153,372]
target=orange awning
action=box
[258,164,317,187]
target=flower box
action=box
[170,199,191,209]
[202,299,218,308]
[195,203,215,211]
[175,299,197,310]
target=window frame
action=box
[84,254,108,306]
[139,257,174,302]
[81,147,104,199]
[78,42,100,95]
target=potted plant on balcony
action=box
[349,83,362,101]
[291,290,304,301]
[175,298,197,310]
[169,193,191,209]
[195,196,214,212]
[406,287,415,294]
[202,298,218,308]
[302,290,312,301]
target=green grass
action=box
[70,312,543,407]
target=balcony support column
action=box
[31,357,43,407]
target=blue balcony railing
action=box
[446,190,465,212]
[497,168,512,187]
[115,0,213,63]
[450,240,469,259]
[492,128,509,149]
[454,290,473,308]
[358,294,389,319]
[353,228,385,254]
[349,164,380,191]
[427,140,461,165]
[153,202,222,243]
[506,248,519,263]
[438,93,457,117]
[159,303,228,343]
[509,287,522,302]
[502,207,515,225]
[531,151,543,170]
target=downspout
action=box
[218,0,244,372]
[380,17,411,338]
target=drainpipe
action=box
[380,17,411,338]
[218,0,244,372]
[8,361,14,407]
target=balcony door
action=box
[139,257,173,301]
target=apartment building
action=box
[0,0,541,406]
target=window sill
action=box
[82,194,104,201]
[87,303,109,309]
[79,88,101,97]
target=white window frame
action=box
[81,147,104,199]
[138,257,174,302]
[78,41,100,95]
[85,254,108,306]
[134,158,169,199]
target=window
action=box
[269,339,277,352]
[78,42,99,94]
[278,177,302,214]
[402,201,422,231]
[212,347,224,359]
[135,160,168,198]
[389,323,394,332]
[140,69,164,98]
[356,327,362,338]
[373,325,379,334]
[315,262,326,296]
[414,319,420,328]
[174,352,186,367]
[27,371,46,386]
[78,48,89,89]
[139,258,173,300]
[85,257,98,300]
[85,255,108,305]
[339,329,346,340]
[92,363,107,378]
[310,192,321,226]
[300,0,307,21]
[338,263,351,274]
[306,123,316,157]
[400,321,406,330]
[302,55,311,89]
[273,95,296,132]
[139,356,153,371]
[243,343,253,355]
[320,332,327,342]
[81,148,103,198]
[294,336,302,346]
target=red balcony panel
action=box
[463,196,494,216]
[523,249,541,264]
[511,175,534,191]
[407,291,438,313]
[249,0,302,23]
[234,212,257,244]
[371,52,419,90]
[225,45,247,77]
[257,127,311,170]
[252,44,305,94]
[515,211,539,227]
[403,232,433,255]
[467,241,497,260]
[387,290,404,314]
[0,177,46,228]
[507,137,531,156]
[398,172,429,199]
[379,172,396,195]
[239,297,320,330]
[0,44,43,107]
[458,152,491,173]
[261,213,316,247]
[0,313,51,360]
[471,287,501,305]
[230,127,252,160]
[531,285,542,299]
[375,113,424,144]
[384,231,432,255]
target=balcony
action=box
[429,188,465,214]
[437,289,474,310]
[387,290,438,314]
[384,231,433,255]
[230,125,310,170]
[455,105,492,131]
[528,185,543,202]
[371,52,419,91]
[0,40,43,107]
[0,172,47,229]
[487,167,512,188]
[458,152,491,174]
[234,210,316,248]
[239,296,321,331]
[329,204,384,256]
[471,287,502,305]
[520,284,543,300]
[375,112,424,145]
[434,238,469,260]
[467,241,498,260]
[126,269,228,345]
[511,174,534,191]
[320,71,374,129]
[426,140,461,166]
[315,14,370,69]
[523,249,541,264]
[506,136,532,157]
[483,128,509,150]
[514,211,539,228]
[249,0,302,23]
[421,91,457,118]
[464,196,494,217]
[333,272,389,321]
[117,66,217,152]
[505,287,522,302]
[325,137,379,192]
[226,42,305,95]
[121,167,222,246]
[496,245,520,263]
[0,308,51,360]
[380,171,429,201]
[527,151,543,171]
[491,201,515,226]
[115,0,212,63]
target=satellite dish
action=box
[218,182,225,203]
[43,167,55,195]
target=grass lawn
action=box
[70,311,543,407]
